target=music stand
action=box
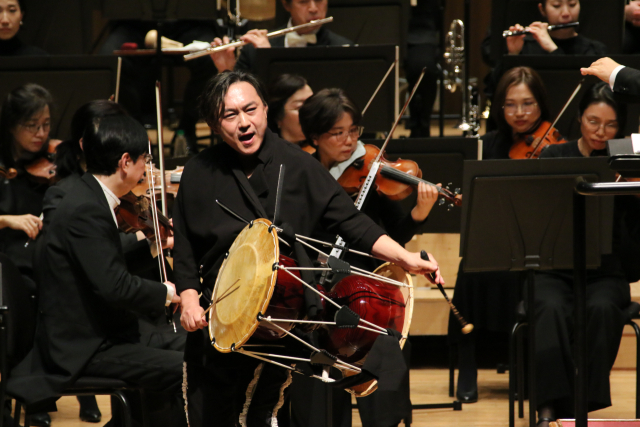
[254,45,398,133]
[0,56,120,139]
[362,136,480,234]
[461,157,615,427]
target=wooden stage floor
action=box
[33,368,637,427]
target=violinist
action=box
[173,70,443,427]
[7,114,187,427]
[267,73,314,152]
[531,83,635,426]
[505,0,606,56]
[296,87,439,427]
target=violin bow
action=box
[361,60,398,117]
[155,81,169,217]
[530,78,584,158]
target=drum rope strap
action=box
[239,363,265,427]
[270,371,293,427]
[182,362,191,427]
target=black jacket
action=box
[613,66,640,101]
[7,173,167,405]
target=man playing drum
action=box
[173,69,443,427]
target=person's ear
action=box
[538,3,547,18]
[264,104,269,118]
[282,0,292,14]
[79,138,83,151]
[120,153,132,172]
[312,136,319,147]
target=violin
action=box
[338,144,462,207]
[24,139,62,183]
[509,121,566,159]
[116,191,173,242]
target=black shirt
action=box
[172,129,386,298]
[0,37,47,56]
[480,130,513,160]
[519,33,607,55]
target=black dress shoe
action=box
[78,395,102,423]
[28,412,51,427]
[456,389,478,403]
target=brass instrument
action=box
[184,17,334,61]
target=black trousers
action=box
[82,342,186,427]
[404,43,439,138]
[184,329,291,427]
[529,271,630,416]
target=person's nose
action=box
[309,1,319,14]
[238,112,250,129]
[35,125,47,138]
[0,12,9,24]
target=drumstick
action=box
[420,250,474,334]
[202,279,241,319]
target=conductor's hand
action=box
[0,214,43,240]
[627,0,640,26]
[581,57,621,84]
[180,289,207,332]
[411,182,439,222]
[506,24,526,55]
[240,29,271,49]
[209,36,237,72]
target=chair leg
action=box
[517,323,526,419]
[111,391,132,427]
[13,402,21,427]
[509,321,523,427]
[631,320,640,419]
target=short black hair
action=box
[578,81,627,139]
[55,100,128,179]
[199,70,267,130]
[0,83,53,168]
[492,66,550,136]
[267,74,309,134]
[298,88,361,142]
[83,115,148,176]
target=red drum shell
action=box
[252,254,306,340]
[318,275,406,364]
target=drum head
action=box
[208,219,279,353]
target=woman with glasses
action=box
[295,88,438,427]
[267,73,315,153]
[532,82,635,426]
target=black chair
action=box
[0,252,144,427]
[508,300,640,427]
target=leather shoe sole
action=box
[79,408,102,423]
[456,389,478,403]
[29,412,51,427]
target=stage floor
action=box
[23,368,637,427]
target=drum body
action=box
[208,219,304,352]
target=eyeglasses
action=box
[327,126,364,143]
[20,122,50,134]
[143,153,153,164]
[503,102,538,116]
[583,118,619,133]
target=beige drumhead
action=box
[343,263,414,397]
[208,219,279,353]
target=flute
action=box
[184,17,334,61]
[502,21,579,38]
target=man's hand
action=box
[528,22,557,52]
[240,29,271,49]
[627,1,640,26]
[580,57,621,83]
[0,214,43,240]
[180,289,207,332]
[371,235,445,285]
[209,36,237,72]
[506,24,526,55]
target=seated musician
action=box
[267,73,314,150]
[533,83,635,426]
[208,0,351,73]
[294,87,439,427]
[6,114,187,427]
[0,0,47,56]
[505,0,605,56]
[448,66,559,403]
[173,69,443,427]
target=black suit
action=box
[7,174,184,425]
[613,66,640,100]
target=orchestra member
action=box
[581,57,640,101]
[534,82,633,426]
[297,87,439,427]
[267,73,313,151]
[208,0,351,73]
[623,0,640,54]
[173,70,443,427]
[6,114,186,427]
[0,0,46,56]
[505,0,605,56]
[448,66,555,403]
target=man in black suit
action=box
[208,0,351,73]
[7,115,185,427]
[581,57,640,99]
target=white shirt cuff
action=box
[164,282,175,306]
[610,65,625,90]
